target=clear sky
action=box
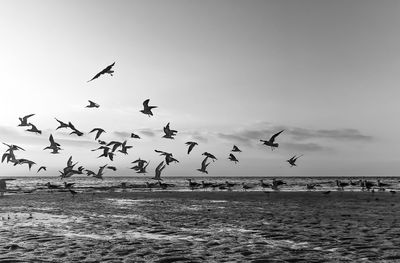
[1,0,399,177]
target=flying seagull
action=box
[18,114,35,127]
[37,166,47,173]
[197,157,210,174]
[131,132,141,139]
[89,128,106,140]
[43,134,62,153]
[260,130,284,150]
[86,100,100,108]
[286,154,303,167]
[140,99,157,117]
[162,123,178,139]
[87,62,115,82]
[202,152,217,162]
[55,118,69,130]
[231,145,242,152]
[153,161,166,181]
[228,153,239,164]
[185,141,198,154]
[26,124,42,134]
[68,122,84,136]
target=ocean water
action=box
[3,176,400,193]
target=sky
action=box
[0,0,399,177]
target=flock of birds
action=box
[6,61,382,196]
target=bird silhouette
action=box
[185,141,198,154]
[86,100,100,108]
[89,128,106,140]
[202,152,217,162]
[87,62,115,82]
[68,122,84,136]
[260,130,284,150]
[26,124,42,134]
[130,132,141,139]
[197,157,210,174]
[140,99,157,117]
[153,161,166,181]
[231,145,242,152]
[55,118,69,130]
[228,153,239,164]
[18,114,35,127]
[37,166,46,173]
[162,123,177,139]
[44,134,62,154]
[286,154,303,167]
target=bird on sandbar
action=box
[87,62,115,82]
[185,141,198,154]
[86,100,100,108]
[260,130,284,150]
[18,114,35,127]
[140,99,157,117]
[187,179,201,189]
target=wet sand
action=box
[1,191,400,262]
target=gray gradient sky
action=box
[1,0,399,176]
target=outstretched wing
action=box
[270,130,284,143]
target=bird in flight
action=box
[18,114,35,127]
[55,118,69,130]
[43,134,62,154]
[26,124,42,134]
[185,141,198,154]
[162,123,178,139]
[287,154,303,167]
[87,62,115,82]
[86,100,100,108]
[68,122,84,136]
[260,130,284,150]
[231,145,242,152]
[37,166,47,173]
[89,128,106,141]
[155,150,179,165]
[153,161,166,181]
[197,157,210,174]
[131,132,141,139]
[228,153,239,164]
[140,99,157,117]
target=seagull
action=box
[153,161,166,181]
[88,164,108,180]
[89,128,106,140]
[118,141,132,155]
[185,141,198,154]
[87,62,115,82]
[107,141,123,152]
[26,124,42,134]
[140,99,157,117]
[131,158,148,171]
[18,114,35,127]
[68,189,78,197]
[231,145,242,152]
[154,150,179,165]
[336,180,349,190]
[136,161,150,174]
[37,166,46,173]
[242,183,253,191]
[259,180,271,189]
[131,132,141,139]
[64,182,75,189]
[55,118,69,130]
[162,123,177,139]
[272,178,286,188]
[197,157,210,174]
[228,153,239,164]
[45,182,62,189]
[187,179,201,189]
[68,122,84,136]
[260,130,284,150]
[287,154,303,167]
[202,152,217,162]
[86,100,100,108]
[44,134,62,153]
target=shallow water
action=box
[0,191,400,262]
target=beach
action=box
[1,191,400,262]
